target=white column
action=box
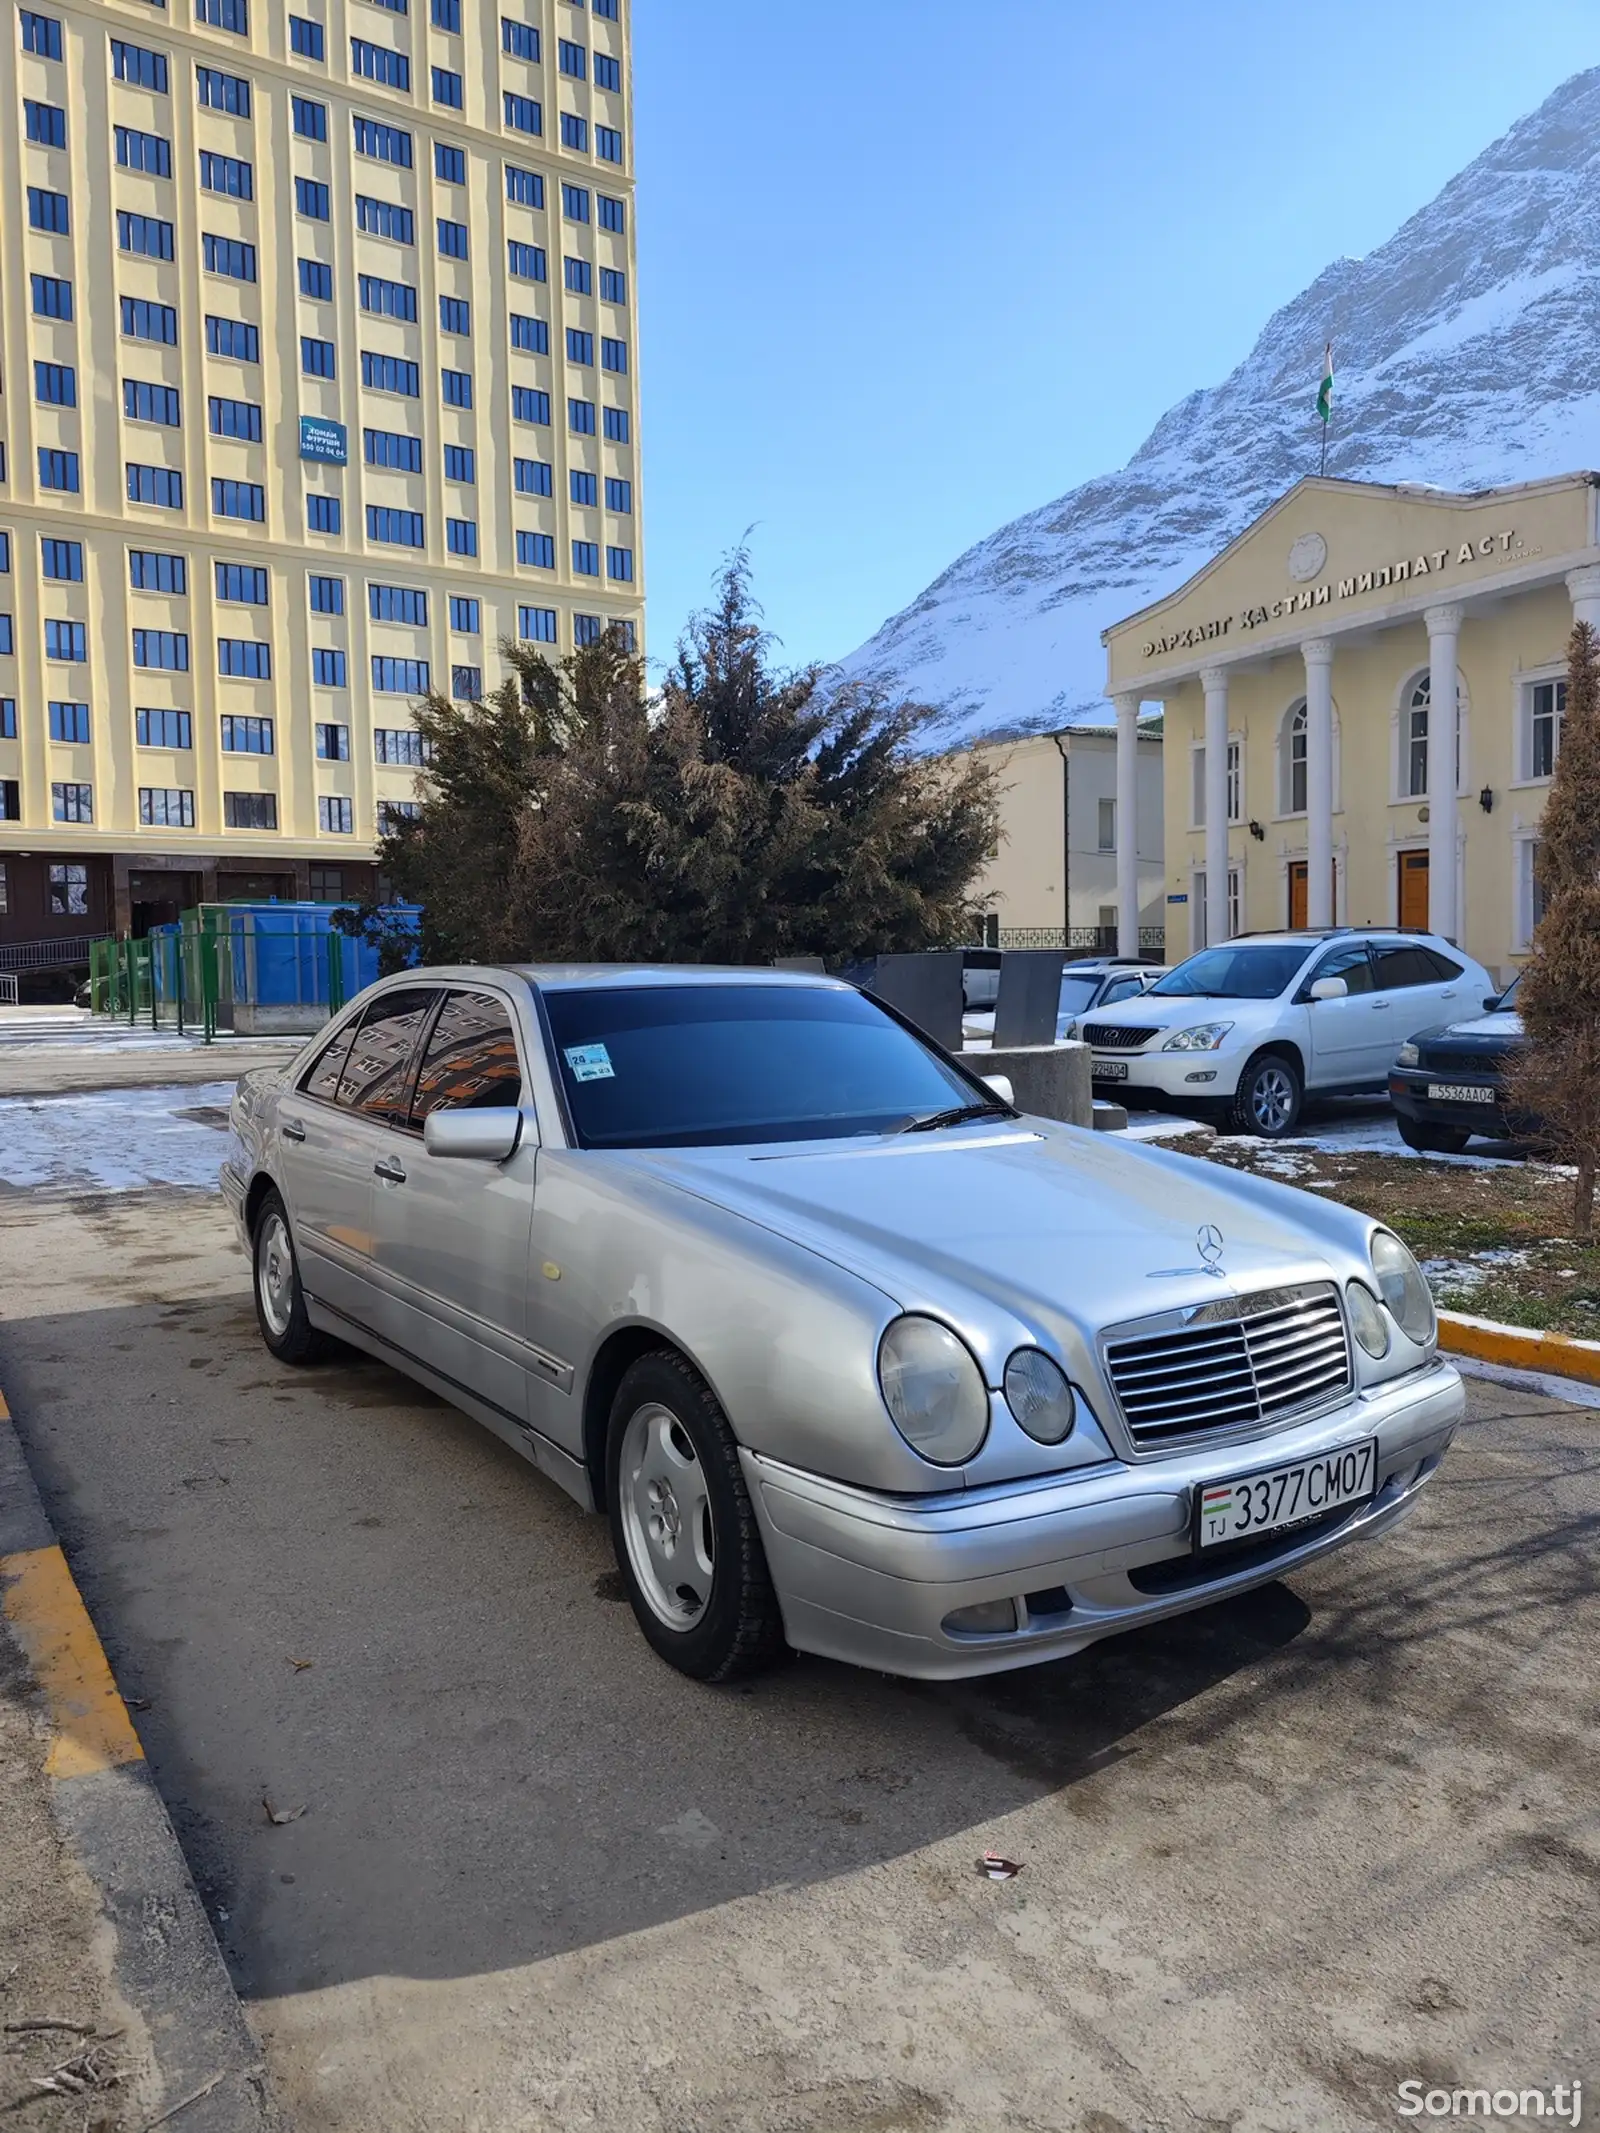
[1424,604,1463,942]
[1302,638,1335,929]
[1113,692,1140,957]
[1201,666,1229,948]
[1567,564,1600,634]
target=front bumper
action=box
[745,1358,1462,1678]
[1389,1066,1512,1138]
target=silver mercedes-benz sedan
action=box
[223,965,1462,1683]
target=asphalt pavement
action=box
[0,1105,1594,2132]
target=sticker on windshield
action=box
[564,1042,615,1083]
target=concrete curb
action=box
[1438,1309,1600,1388]
[0,1385,282,2133]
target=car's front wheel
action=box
[606,1350,789,1683]
[1227,1051,1303,1139]
[252,1189,330,1364]
[1396,1115,1471,1155]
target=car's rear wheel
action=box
[606,1350,788,1683]
[1227,1051,1303,1139]
[252,1189,330,1364]
[1396,1115,1471,1155]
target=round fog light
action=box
[1346,1280,1391,1359]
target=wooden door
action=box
[1397,850,1429,929]
[1288,863,1307,928]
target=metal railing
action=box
[0,973,18,1005]
[994,926,1166,957]
[0,934,96,973]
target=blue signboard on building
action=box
[300,416,348,465]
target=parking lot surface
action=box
[0,1112,1595,2132]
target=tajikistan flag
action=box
[1316,344,1334,426]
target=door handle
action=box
[374,1157,407,1184]
[281,1119,306,1142]
[1369,1002,1391,1011]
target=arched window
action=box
[1280,699,1308,816]
[1401,672,1463,797]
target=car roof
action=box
[506,963,851,992]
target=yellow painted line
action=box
[1439,1310,1600,1388]
[0,1544,146,1778]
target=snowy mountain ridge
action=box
[833,66,1600,746]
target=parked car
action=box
[226,964,1461,1683]
[1079,929,1498,1139]
[1387,972,1524,1152]
[963,957,1163,1044]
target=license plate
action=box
[1427,1082,1496,1104]
[1195,1439,1376,1550]
[1094,1059,1129,1079]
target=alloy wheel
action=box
[618,1402,715,1630]
[257,1211,296,1339]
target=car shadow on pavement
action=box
[3,1289,1595,2003]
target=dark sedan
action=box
[1387,974,1524,1152]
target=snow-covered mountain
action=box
[834,66,1600,747]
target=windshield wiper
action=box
[897,1102,1013,1135]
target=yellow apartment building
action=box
[0,0,641,954]
[1100,473,1599,982]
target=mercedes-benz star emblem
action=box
[1197,1224,1226,1273]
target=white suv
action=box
[1079,930,1499,1138]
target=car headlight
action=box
[1345,1281,1391,1359]
[1002,1348,1077,1444]
[1396,1041,1420,1068]
[877,1316,990,1465]
[1162,1021,1235,1052]
[1370,1230,1436,1346]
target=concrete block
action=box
[976,1041,1092,1128]
[1093,1099,1130,1132]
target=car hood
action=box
[1082,994,1259,1035]
[621,1124,1367,1382]
[1418,1009,1523,1059]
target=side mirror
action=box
[1308,976,1348,1002]
[982,1074,1015,1107]
[1482,994,1501,1013]
[423,1106,524,1162]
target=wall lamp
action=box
[1247,819,1266,842]
[1479,786,1495,814]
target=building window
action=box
[307,494,342,534]
[502,17,539,59]
[353,116,413,166]
[374,727,430,764]
[378,800,422,831]
[32,273,73,317]
[361,352,420,396]
[1529,678,1566,780]
[122,298,180,345]
[27,186,69,232]
[594,0,619,14]
[512,386,551,424]
[118,212,175,260]
[308,575,345,614]
[1280,700,1308,817]
[115,125,171,175]
[49,699,91,741]
[369,578,428,619]
[49,859,91,908]
[443,444,476,483]
[199,151,253,199]
[567,327,594,365]
[437,217,469,257]
[431,66,462,106]
[572,540,599,577]
[113,37,168,86]
[355,195,414,244]
[136,707,192,749]
[309,866,344,899]
[562,182,590,221]
[208,395,261,440]
[594,53,620,90]
[215,562,268,603]
[519,605,557,642]
[25,99,68,147]
[440,368,473,408]
[595,125,622,164]
[221,713,274,752]
[439,295,470,335]
[203,234,257,281]
[503,92,541,134]
[0,789,17,828]
[571,469,597,506]
[561,114,588,151]
[505,162,543,204]
[517,531,554,569]
[39,449,81,492]
[558,37,585,76]
[351,36,410,89]
[510,313,549,353]
[197,65,251,114]
[605,476,631,514]
[312,651,347,690]
[445,518,477,556]
[435,141,465,182]
[128,464,184,509]
[131,629,189,670]
[449,596,480,633]
[35,361,76,406]
[299,258,334,300]
[22,11,64,59]
[45,620,86,662]
[1404,676,1429,798]
[195,0,248,32]
[217,638,271,679]
[365,429,424,472]
[301,336,337,377]
[569,398,596,435]
[601,337,628,375]
[597,192,625,233]
[573,613,603,647]
[1226,738,1242,824]
[206,315,259,361]
[53,782,94,823]
[508,240,547,281]
[372,656,429,693]
[41,539,83,581]
[295,176,330,219]
[315,720,349,757]
[450,664,481,700]
[223,791,278,829]
[600,267,626,305]
[1097,797,1116,852]
[516,458,553,496]
[605,546,632,582]
[603,405,630,444]
[139,786,195,827]
[369,507,428,550]
[130,551,187,593]
[212,479,266,521]
[289,15,325,59]
[0,617,12,656]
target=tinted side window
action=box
[336,988,439,1121]
[300,1016,359,1101]
[1371,945,1437,991]
[1420,949,1463,982]
[1101,975,1144,1006]
[411,989,524,1122]
[1309,944,1375,996]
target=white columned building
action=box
[1423,604,1463,942]
[1567,564,1600,633]
[1201,666,1230,946]
[1302,638,1336,929]
[1113,693,1142,955]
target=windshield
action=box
[542,984,993,1148]
[1150,944,1309,1001]
[1495,972,1521,1009]
[1057,973,1102,1016]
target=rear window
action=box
[542,983,982,1148]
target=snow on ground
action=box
[0,1082,234,1192]
[0,1009,286,1053]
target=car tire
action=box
[1396,1115,1471,1155]
[1227,1051,1303,1139]
[606,1349,789,1683]
[251,1189,331,1365]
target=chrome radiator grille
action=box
[1083,1023,1161,1051]
[1104,1282,1351,1447]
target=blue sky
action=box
[630,1,1597,681]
